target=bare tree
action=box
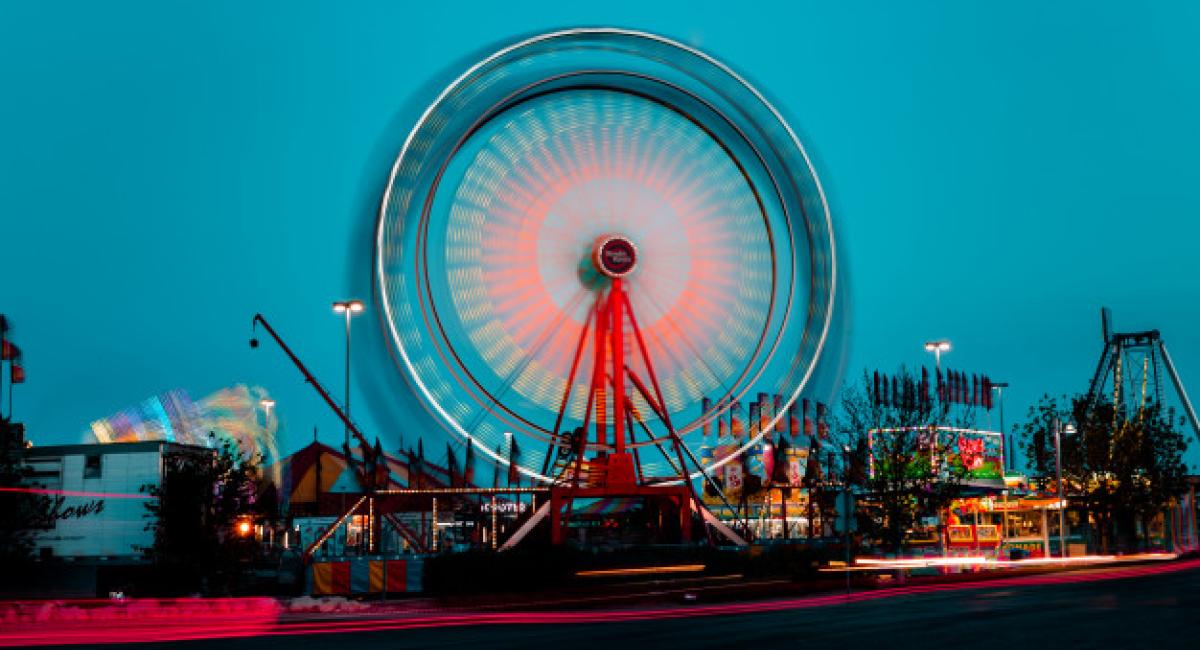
[832,368,971,553]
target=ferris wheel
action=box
[376,29,838,488]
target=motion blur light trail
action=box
[831,552,1178,571]
[0,598,280,647]
[4,558,1199,647]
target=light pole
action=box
[842,444,852,595]
[991,381,1009,472]
[923,340,951,373]
[1054,421,1073,558]
[332,299,365,448]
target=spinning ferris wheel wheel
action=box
[376,29,838,493]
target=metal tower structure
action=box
[1086,307,1200,443]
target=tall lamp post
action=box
[1054,420,1073,558]
[923,340,951,373]
[842,444,852,595]
[991,381,1009,472]
[332,299,365,448]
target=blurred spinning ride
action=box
[376,29,839,542]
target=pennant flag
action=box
[872,370,881,406]
[982,376,993,410]
[731,400,745,438]
[0,340,15,361]
[803,398,813,438]
[936,367,945,402]
[11,362,24,384]
[507,438,520,486]
[445,443,460,488]
[718,403,730,439]
[412,440,426,489]
[758,392,770,433]
[921,367,930,408]
[774,394,785,433]
[748,401,760,439]
[788,399,800,439]
[816,402,829,439]
[891,376,900,408]
[373,439,387,488]
[493,443,503,487]
[463,438,476,486]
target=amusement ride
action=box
[260,29,842,552]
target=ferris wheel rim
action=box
[375,28,839,483]
[411,82,784,449]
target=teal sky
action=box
[3,2,1199,469]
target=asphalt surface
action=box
[51,561,1192,650]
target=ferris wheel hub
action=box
[592,234,639,279]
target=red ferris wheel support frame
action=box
[545,265,706,544]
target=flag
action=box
[730,400,745,438]
[803,398,813,438]
[891,376,900,408]
[872,371,881,406]
[507,438,520,486]
[373,438,388,488]
[411,440,425,489]
[758,392,771,434]
[493,443,503,487]
[982,376,993,410]
[1,340,14,361]
[10,362,24,384]
[748,401,760,439]
[788,399,800,439]
[463,438,476,486]
[816,402,829,439]
[445,443,460,488]
[921,367,930,409]
[774,394,785,433]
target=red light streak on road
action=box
[5,559,1199,647]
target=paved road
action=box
[56,562,1200,650]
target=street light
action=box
[332,299,365,448]
[990,382,1009,472]
[1055,421,1075,558]
[923,340,951,373]
[842,444,852,595]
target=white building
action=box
[23,441,213,560]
